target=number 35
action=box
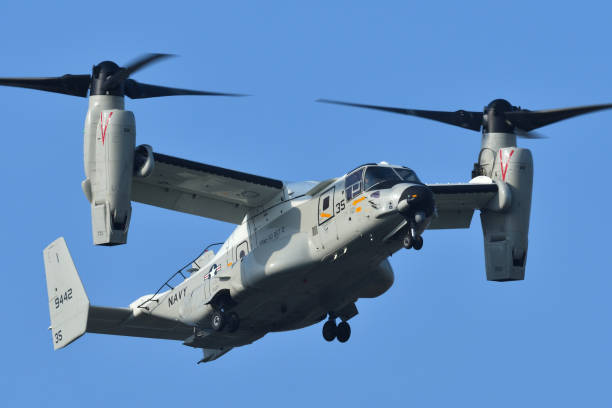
[335,200,346,214]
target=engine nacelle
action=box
[480,147,533,281]
[134,144,155,178]
[89,109,136,246]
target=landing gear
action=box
[210,310,240,333]
[336,321,351,343]
[412,235,423,250]
[210,310,225,331]
[227,312,240,333]
[403,227,424,251]
[322,316,351,343]
[402,235,412,249]
[322,320,337,342]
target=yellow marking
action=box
[227,262,233,267]
[320,212,331,218]
[411,194,418,198]
[356,207,362,213]
[353,196,366,205]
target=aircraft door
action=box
[317,186,338,251]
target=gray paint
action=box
[44,159,519,362]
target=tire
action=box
[336,321,351,343]
[413,235,423,250]
[322,320,337,342]
[227,312,240,333]
[210,310,225,331]
[403,236,412,249]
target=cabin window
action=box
[322,196,330,210]
[236,241,249,262]
[318,187,335,225]
[345,168,363,201]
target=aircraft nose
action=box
[397,184,435,219]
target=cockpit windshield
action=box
[363,166,402,191]
[394,168,421,184]
[344,164,422,197]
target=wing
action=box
[426,183,499,229]
[132,153,284,224]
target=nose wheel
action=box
[403,228,424,250]
[412,235,423,250]
[322,316,351,343]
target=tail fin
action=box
[43,237,90,350]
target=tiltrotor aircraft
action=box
[2,54,611,363]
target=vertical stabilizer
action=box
[43,237,90,350]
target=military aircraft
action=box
[3,54,611,363]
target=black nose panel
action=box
[399,184,435,217]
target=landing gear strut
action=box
[322,315,351,343]
[403,227,424,251]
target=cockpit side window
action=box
[363,166,402,191]
[344,168,364,201]
[394,168,421,184]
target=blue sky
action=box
[1,1,611,407]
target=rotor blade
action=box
[513,126,547,140]
[106,54,174,89]
[124,53,174,77]
[317,99,483,131]
[0,74,90,97]
[505,103,612,132]
[125,79,247,99]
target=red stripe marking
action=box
[499,149,515,181]
[100,112,113,145]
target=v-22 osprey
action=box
[2,54,610,363]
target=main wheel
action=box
[412,235,423,250]
[227,312,240,333]
[210,310,225,331]
[336,321,351,343]
[322,320,337,342]
[402,235,412,249]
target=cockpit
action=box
[344,163,421,200]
